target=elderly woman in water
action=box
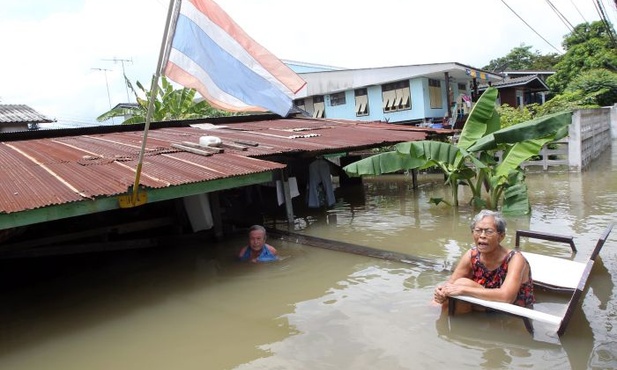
[433,210,534,311]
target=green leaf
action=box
[501,183,530,215]
[395,141,459,164]
[457,87,500,150]
[467,111,572,152]
[343,151,427,176]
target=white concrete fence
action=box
[521,106,616,171]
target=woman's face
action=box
[472,216,504,253]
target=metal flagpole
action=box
[124,0,182,207]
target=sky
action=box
[1,0,615,128]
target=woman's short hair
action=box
[470,209,507,234]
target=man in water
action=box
[238,225,278,263]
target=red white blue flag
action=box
[164,0,306,117]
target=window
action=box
[313,96,325,118]
[330,92,346,106]
[428,79,442,109]
[458,83,467,92]
[354,88,369,116]
[382,81,411,112]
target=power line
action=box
[569,0,588,23]
[592,0,617,48]
[500,0,563,53]
[545,0,575,32]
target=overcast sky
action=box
[1,0,614,127]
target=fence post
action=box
[568,110,582,171]
[611,104,617,140]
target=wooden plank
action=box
[515,229,576,252]
[268,229,440,268]
[557,260,595,336]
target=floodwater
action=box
[1,143,616,370]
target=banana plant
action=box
[96,76,230,124]
[343,87,572,214]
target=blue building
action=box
[287,61,503,126]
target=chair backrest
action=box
[589,222,614,261]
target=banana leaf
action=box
[343,151,428,176]
[501,182,530,215]
[467,111,572,152]
[456,87,500,150]
[494,137,554,178]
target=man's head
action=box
[248,225,267,250]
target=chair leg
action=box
[523,317,534,334]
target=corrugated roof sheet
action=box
[0,104,54,124]
[0,117,429,215]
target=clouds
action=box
[0,0,612,126]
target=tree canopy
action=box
[483,44,561,72]
[546,21,617,94]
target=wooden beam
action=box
[268,229,440,268]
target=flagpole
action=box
[129,0,182,206]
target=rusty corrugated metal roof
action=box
[0,104,54,124]
[0,117,428,215]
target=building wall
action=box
[310,77,470,124]
[323,79,473,124]
[0,122,30,133]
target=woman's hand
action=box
[433,285,447,304]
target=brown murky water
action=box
[1,144,616,369]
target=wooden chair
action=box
[448,222,614,336]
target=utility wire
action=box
[500,0,563,53]
[570,0,588,23]
[545,0,575,32]
[593,0,617,48]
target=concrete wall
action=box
[568,108,613,171]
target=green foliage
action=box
[547,21,617,94]
[97,76,232,124]
[344,87,572,215]
[484,44,561,72]
[566,68,617,106]
[534,91,597,116]
[496,104,534,128]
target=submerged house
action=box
[287,62,503,127]
[0,115,434,257]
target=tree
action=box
[97,76,231,124]
[483,44,560,72]
[547,21,617,94]
[343,87,572,215]
[566,68,617,106]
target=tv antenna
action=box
[102,57,133,102]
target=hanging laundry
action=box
[307,158,336,208]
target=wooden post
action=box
[209,191,224,240]
[444,72,452,119]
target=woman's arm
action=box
[434,250,472,304]
[445,252,528,303]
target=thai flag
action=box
[164,0,306,117]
